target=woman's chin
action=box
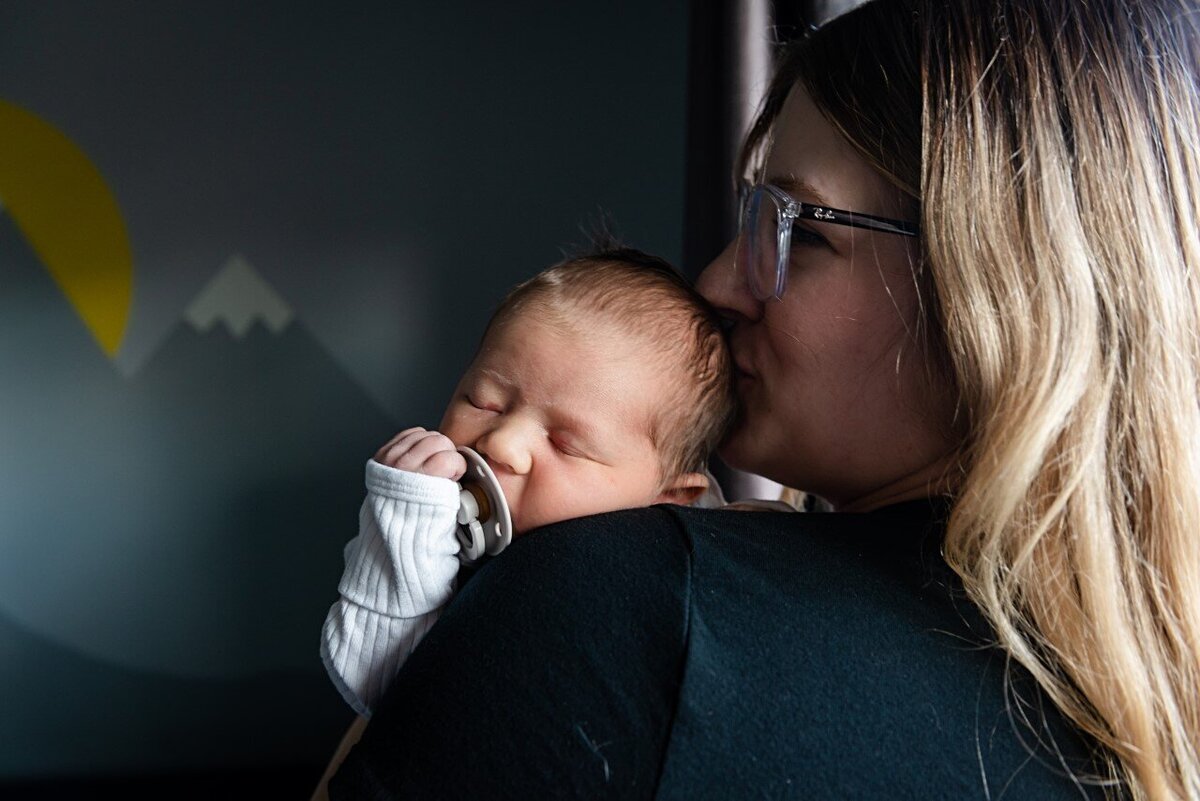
[717,422,799,488]
[716,428,758,474]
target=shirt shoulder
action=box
[655,503,1109,800]
[332,502,1110,800]
[331,506,694,800]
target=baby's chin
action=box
[508,509,568,539]
[509,513,536,538]
[507,506,529,539]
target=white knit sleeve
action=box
[320,459,462,717]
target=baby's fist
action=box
[374,427,467,481]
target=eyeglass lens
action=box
[737,186,784,301]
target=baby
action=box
[320,246,737,719]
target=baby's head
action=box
[438,247,735,534]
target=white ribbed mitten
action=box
[320,459,462,717]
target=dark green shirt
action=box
[331,499,1112,799]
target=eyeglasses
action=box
[736,181,919,301]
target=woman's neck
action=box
[829,453,959,513]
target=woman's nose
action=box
[474,420,532,475]
[695,238,760,322]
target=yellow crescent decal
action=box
[0,99,133,358]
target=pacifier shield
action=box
[455,446,513,562]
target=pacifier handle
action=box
[455,446,513,564]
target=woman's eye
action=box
[790,226,827,248]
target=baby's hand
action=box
[374,427,467,481]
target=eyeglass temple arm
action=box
[794,204,918,237]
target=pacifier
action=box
[455,446,513,564]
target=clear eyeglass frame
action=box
[736,181,919,302]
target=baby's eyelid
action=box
[550,434,587,458]
[464,393,500,412]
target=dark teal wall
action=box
[0,0,688,779]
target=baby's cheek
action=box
[438,412,475,448]
[509,488,573,535]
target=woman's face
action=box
[696,86,958,511]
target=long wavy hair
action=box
[742,1,1200,798]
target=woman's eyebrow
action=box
[767,174,835,208]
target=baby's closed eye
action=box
[549,434,588,459]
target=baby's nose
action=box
[475,422,532,476]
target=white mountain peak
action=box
[184,255,294,338]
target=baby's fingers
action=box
[388,431,458,475]
[421,449,467,481]
[374,427,429,463]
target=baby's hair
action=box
[485,247,735,483]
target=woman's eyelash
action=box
[790,226,827,247]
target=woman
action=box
[323,1,1199,798]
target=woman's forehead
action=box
[763,85,907,218]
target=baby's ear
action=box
[653,471,709,506]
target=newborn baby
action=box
[320,246,736,717]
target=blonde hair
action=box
[488,249,735,482]
[746,1,1200,797]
